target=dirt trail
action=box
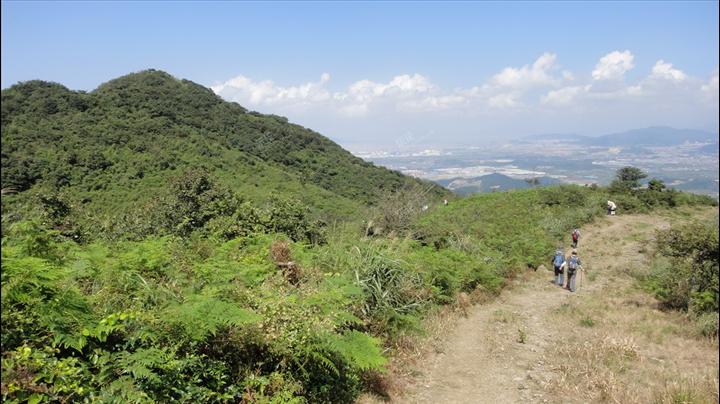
[394,210,718,404]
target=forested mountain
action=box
[1,70,445,221]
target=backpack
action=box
[553,253,564,267]
[568,256,579,270]
[572,229,580,241]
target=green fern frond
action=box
[325,331,387,372]
[165,295,259,341]
[116,347,168,383]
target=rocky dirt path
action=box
[395,209,718,404]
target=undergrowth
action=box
[1,179,715,402]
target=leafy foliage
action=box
[1,70,447,234]
[647,221,719,318]
[610,166,648,192]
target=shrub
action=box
[371,183,433,236]
[647,222,719,315]
[694,312,719,337]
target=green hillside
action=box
[1,70,716,403]
[1,70,446,232]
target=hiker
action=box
[552,249,566,286]
[571,228,580,248]
[563,250,583,292]
[607,200,617,215]
[443,199,448,206]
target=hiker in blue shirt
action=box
[552,249,566,286]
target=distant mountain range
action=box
[436,173,561,195]
[698,142,719,154]
[523,126,718,147]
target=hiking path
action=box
[385,209,718,404]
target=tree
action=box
[648,178,666,192]
[610,166,647,192]
[157,169,240,236]
[616,166,647,186]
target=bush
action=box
[370,183,433,236]
[645,257,692,310]
[539,184,588,207]
[694,312,719,337]
[647,222,719,316]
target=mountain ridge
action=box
[518,126,717,147]
[1,70,448,222]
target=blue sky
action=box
[2,1,719,148]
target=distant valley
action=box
[354,126,719,197]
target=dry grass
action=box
[541,210,719,404]
[548,334,642,402]
[269,240,302,285]
[269,239,292,263]
[653,375,719,404]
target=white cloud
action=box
[488,92,519,108]
[650,60,686,81]
[491,52,559,88]
[213,72,450,117]
[210,53,718,140]
[701,69,719,99]
[345,74,433,101]
[400,94,466,111]
[211,73,332,107]
[541,85,589,105]
[592,50,635,80]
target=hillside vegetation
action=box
[1,70,717,403]
[1,70,446,234]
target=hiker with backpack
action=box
[571,228,580,248]
[607,200,617,215]
[552,249,566,286]
[562,250,583,292]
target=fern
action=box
[1,254,64,304]
[116,347,168,383]
[325,331,387,372]
[165,295,259,341]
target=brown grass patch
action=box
[653,374,720,404]
[548,335,642,402]
[269,240,302,285]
